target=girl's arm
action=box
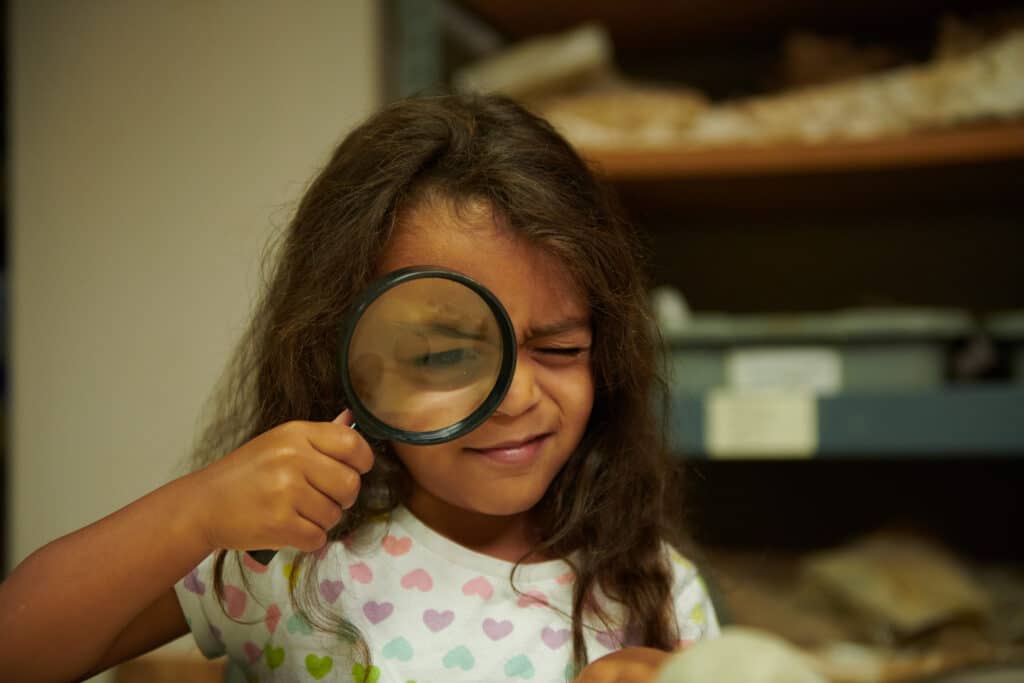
[83,589,190,679]
[0,415,373,683]
[0,474,212,682]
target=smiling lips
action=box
[467,433,552,465]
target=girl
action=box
[0,93,718,682]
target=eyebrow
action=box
[525,318,592,340]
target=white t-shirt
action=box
[175,506,719,682]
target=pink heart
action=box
[423,609,455,632]
[382,535,412,556]
[596,628,625,649]
[676,638,696,651]
[482,618,513,640]
[183,568,206,595]
[400,568,433,592]
[319,579,344,604]
[264,604,281,634]
[363,600,394,625]
[516,590,548,608]
[242,553,270,574]
[461,576,494,600]
[243,641,262,664]
[223,584,248,619]
[349,562,373,584]
[542,626,570,649]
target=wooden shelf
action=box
[458,0,1004,51]
[582,122,1024,180]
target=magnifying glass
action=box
[247,266,517,564]
[341,266,517,444]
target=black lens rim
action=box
[339,266,517,445]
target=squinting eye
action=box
[538,347,587,357]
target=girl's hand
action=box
[573,647,672,683]
[186,410,374,554]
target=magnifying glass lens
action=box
[347,277,505,433]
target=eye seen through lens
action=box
[346,276,505,434]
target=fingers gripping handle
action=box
[246,411,355,566]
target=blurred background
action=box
[5,1,1024,682]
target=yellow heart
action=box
[281,562,299,589]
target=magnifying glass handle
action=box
[248,549,277,565]
[246,420,361,566]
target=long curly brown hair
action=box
[196,93,688,675]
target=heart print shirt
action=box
[175,505,719,682]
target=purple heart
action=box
[423,608,455,632]
[363,600,394,625]
[319,579,344,604]
[596,628,624,649]
[542,626,570,649]
[482,617,513,640]
[184,568,206,595]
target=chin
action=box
[461,490,546,518]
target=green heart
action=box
[264,646,285,669]
[351,663,381,683]
[505,654,535,679]
[305,654,333,680]
[442,645,475,671]
[286,613,313,635]
[382,636,414,661]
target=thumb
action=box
[333,408,354,426]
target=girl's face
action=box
[378,200,594,523]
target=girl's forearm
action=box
[0,472,214,681]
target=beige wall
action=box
[9,2,378,674]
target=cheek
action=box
[543,365,595,428]
[390,441,441,469]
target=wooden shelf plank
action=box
[583,122,1024,180]
[458,0,999,51]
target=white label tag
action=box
[727,347,842,395]
[706,389,817,459]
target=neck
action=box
[405,488,545,563]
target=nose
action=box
[493,355,541,418]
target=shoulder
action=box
[175,550,293,657]
[661,543,722,643]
